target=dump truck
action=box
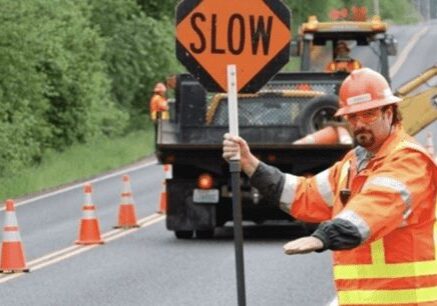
[156,72,350,239]
[155,16,435,239]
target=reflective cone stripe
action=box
[75,184,104,245]
[336,126,353,145]
[0,199,29,273]
[164,164,172,179]
[293,126,339,145]
[158,181,167,214]
[114,176,139,229]
[426,132,435,158]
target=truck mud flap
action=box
[166,180,216,231]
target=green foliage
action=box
[0,128,155,201]
[89,0,180,115]
[0,0,127,174]
[135,0,176,20]
[377,0,419,23]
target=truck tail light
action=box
[198,174,214,189]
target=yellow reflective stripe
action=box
[338,285,437,305]
[370,239,385,264]
[339,161,350,186]
[334,258,437,279]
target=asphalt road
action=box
[0,20,436,306]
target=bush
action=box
[0,0,127,174]
[89,0,180,121]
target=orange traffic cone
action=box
[114,175,139,229]
[75,183,104,245]
[163,164,172,179]
[158,181,167,214]
[336,126,353,145]
[426,132,435,158]
[293,126,339,145]
[157,165,171,214]
[0,199,29,273]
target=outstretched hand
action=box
[283,236,324,255]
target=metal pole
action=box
[227,64,246,306]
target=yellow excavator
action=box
[397,65,437,135]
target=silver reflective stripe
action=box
[279,174,298,214]
[315,169,334,207]
[121,195,134,205]
[335,209,371,241]
[5,212,18,227]
[82,210,97,219]
[84,194,92,206]
[363,176,412,219]
[2,231,21,242]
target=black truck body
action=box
[156,72,352,239]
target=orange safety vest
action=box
[279,125,437,305]
[326,60,362,73]
[149,94,169,121]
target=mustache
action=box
[353,128,371,136]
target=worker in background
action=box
[149,82,169,122]
[326,41,362,73]
[223,68,437,305]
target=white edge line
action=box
[327,297,338,306]
[390,26,429,78]
[3,159,157,210]
[0,214,165,284]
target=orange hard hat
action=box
[335,41,350,52]
[154,82,167,93]
[335,68,401,116]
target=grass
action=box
[0,128,155,201]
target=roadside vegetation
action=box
[0,0,420,200]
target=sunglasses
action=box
[344,108,383,125]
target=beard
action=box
[354,129,375,147]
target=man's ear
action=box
[384,107,394,124]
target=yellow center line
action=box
[0,213,165,284]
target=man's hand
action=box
[283,236,324,255]
[222,133,259,177]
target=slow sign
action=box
[176,0,291,93]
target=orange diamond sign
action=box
[176,0,291,93]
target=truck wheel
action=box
[174,230,194,239]
[196,230,214,239]
[298,95,340,136]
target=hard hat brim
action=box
[335,95,402,116]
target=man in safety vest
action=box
[149,82,169,122]
[326,41,362,73]
[223,68,437,305]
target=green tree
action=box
[135,0,175,20]
[89,0,180,116]
[0,0,127,173]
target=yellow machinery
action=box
[396,66,437,135]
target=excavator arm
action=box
[396,66,437,136]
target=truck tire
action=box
[196,230,214,239]
[297,95,340,136]
[175,230,194,239]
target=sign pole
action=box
[227,64,246,306]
